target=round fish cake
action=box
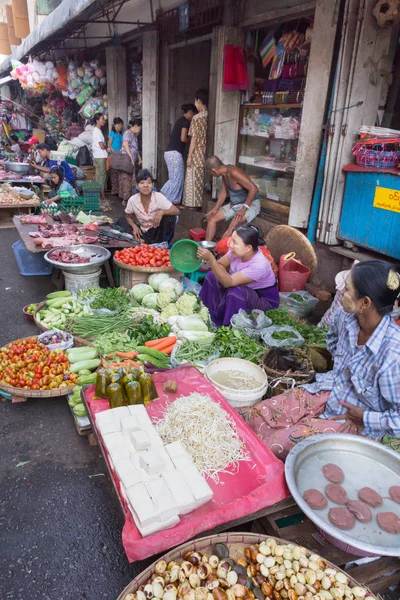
[347,500,372,523]
[303,489,328,510]
[325,484,349,505]
[377,512,400,534]
[358,487,383,508]
[322,463,345,484]
[328,507,355,530]
[389,486,400,504]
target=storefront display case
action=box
[237,102,302,222]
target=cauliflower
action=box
[157,288,178,310]
[198,305,211,326]
[161,303,180,318]
[175,292,200,316]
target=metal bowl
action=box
[199,240,216,249]
[285,433,400,557]
[4,161,30,174]
[44,244,111,274]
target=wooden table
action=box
[0,202,40,229]
[13,215,133,287]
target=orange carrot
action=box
[101,357,110,368]
[152,337,177,351]
[115,351,139,359]
[159,342,176,355]
[145,336,172,348]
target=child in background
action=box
[44,166,76,206]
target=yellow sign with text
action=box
[373,186,400,214]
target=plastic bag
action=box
[37,330,74,351]
[170,343,220,369]
[182,277,202,295]
[231,309,272,339]
[279,291,318,318]
[261,325,304,348]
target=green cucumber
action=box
[73,403,88,417]
[137,353,170,368]
[136,346,170,363]
[70,359,101,374]
[77,373,97,385]
[67,347,98,363]
[78,369,92,376]
[46,291,72,300]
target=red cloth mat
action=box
[85,366,289,561]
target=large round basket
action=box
[116,532,377,600]
[0,335,76,398]
[114,257,183,290]
[34,302,92,347]
[265,225,318,275]
[260,348,315,386]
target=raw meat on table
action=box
[325,484,349,504]
[358,487,383,507]
[19,215,48,224]
[328,507,355,530]
[322,463,344,483]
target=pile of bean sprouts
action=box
[154,393,250,483]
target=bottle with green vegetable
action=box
[125,380,143,405]
[138,373,158,405]
[107,382,125,408]
[95,369,108,398]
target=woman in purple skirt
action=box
[198,225,279,327]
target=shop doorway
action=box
[169,40,212,129]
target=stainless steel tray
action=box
[285,433,400,556]
[44,244,111,274]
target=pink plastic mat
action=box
[85,366,289,562]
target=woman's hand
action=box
[187,156,193,167]
[152,210,164,227]
[132,225,142,241]
[44,198,55,207]
[197,248,213,262]
[329,401,364,434]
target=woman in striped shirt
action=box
[240,260,400,459]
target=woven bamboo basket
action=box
[260,348,315,386]
[33,302,92,347]
[116,532,378,600]
[0,335,76,398]
[114,258,183,290]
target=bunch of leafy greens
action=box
[215,327,264,363]
[91,287,130,311]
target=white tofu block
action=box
[177,463,213,509]
[121,468,142,489]
[128,404,151,425]
[163,470,196,515]
[113,456,137,479]
[134,514,180,537]
[103,431,123,451]
[121,415,141,434]
[146,478,180,521]
[139,449,165,476]
[165,441,187,460]
[126,483,160,528]
[131,429,150,451]
[156,447,175,472]
[111,406,130,430]
[109,439,133,462]
[172,454,195,471]
[188,476,213,509]
[96,411,118,435]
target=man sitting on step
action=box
[204,155,260,241]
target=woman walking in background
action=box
[118,119,142,205]
[92,112,111,212]
[107,117,124,196]
[161,103,197,204]
[183,89,208,209]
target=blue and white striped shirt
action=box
[303,307,400,439]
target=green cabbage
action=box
[142,293,159,310]
[161,303,180,318]
[157,288,178,310]
[175,292,200,316]
[199,305,211,325]
[130,284,154,303]
[148,273,171,291]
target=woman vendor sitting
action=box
[125,169,180,244]
[198,225,279,327]
[241,260,400,459]
[44,166,76,206]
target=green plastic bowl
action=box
[170,239,202,273]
